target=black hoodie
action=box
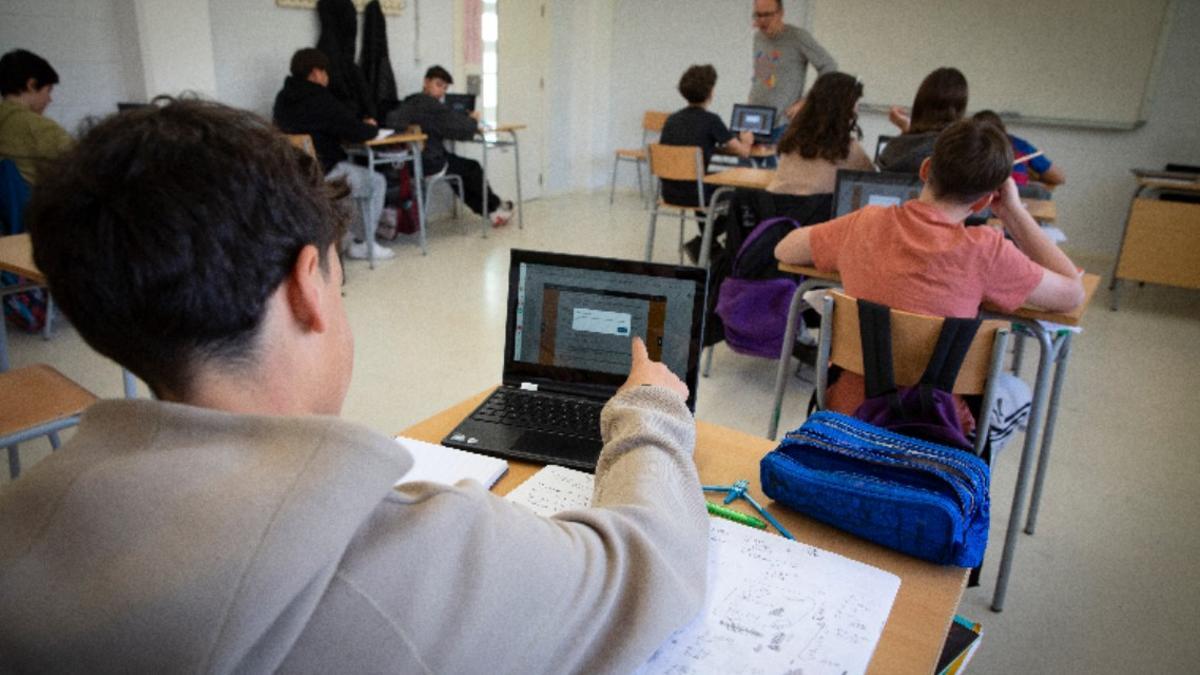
[386,92,479,175]
[272,76,376,172]
[317,0,375,119]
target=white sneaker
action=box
[489,200,514,228]
[347,240,396,260]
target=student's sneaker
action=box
[347,240,396,261]
[489,201,514,228]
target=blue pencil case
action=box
[760,411,990,567]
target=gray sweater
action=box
[0,387,707,673]
[749,24,838,120]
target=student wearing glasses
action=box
[749,0,838,143]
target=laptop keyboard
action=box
[472,390,604,440]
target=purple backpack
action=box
[852,299,981,452]
[715,217,803,359]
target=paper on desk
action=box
[375,127,395,140]
[508,466,901,675]
[393,436,508,488]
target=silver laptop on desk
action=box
[442,249,708,471]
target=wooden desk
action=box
[0,233,43,283]
[401,391,967,675]
[1110,172,1200,309]
[455,124,527,235]
[0,234,138,398]
[770,262,1101,612]
[345,131,429,260]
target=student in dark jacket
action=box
[273,48,392,261]
[387,65,513,227]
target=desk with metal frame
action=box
[344,131,428,262]
[400,390,969,675]
[451,124,527,237]
[772,262,1100,612]
[0,234,139,399]
[1109,172,1200,309]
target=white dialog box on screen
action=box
[572,308,631,336]
[867,195,902,207]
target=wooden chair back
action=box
[643,110,670,133]
[648,144,703,182]
[286,134,316,158]
[821,291,1008,395]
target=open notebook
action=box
[506,466,902,675]
[393,436,508,488]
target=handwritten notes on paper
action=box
[637,520,900,675]
[504,464,593,516]
[506,466,901,675]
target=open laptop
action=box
[831,169,924,218]
[730,104,777,144]
[442,249,708,471]
[444,93,477,115]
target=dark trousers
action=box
[445,153,502,216]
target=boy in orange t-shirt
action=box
[774,118,1084,420]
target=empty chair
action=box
[609,110,669,205]
[644,144,706,264]
[1,364,97,479]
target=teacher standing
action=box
[749,0,837,144]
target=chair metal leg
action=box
[636,161,646,205]
[678,211,686,265]
[645,209,658,262]
[42,295,55,340]
[49,431,62,450]
[1011,331,1025,375]
[702,344,715,377]
[609,156,620,205]
[8,445,19,479]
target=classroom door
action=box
[494,0,549,201]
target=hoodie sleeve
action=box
[279,386,709,674]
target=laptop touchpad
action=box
[514,431,602,465]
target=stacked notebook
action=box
[393,436,509,488]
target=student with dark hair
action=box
[273,47,392,261]
[973,109,1066,192]
[660,64,755,260]
[878,67,969,173]
[0,99,708,672]
[387,65,514,226]
[776,119,1083,421]
[767,71,874,196]
[0,49,72,186]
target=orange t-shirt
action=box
[807,200,1044,424]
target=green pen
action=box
[706,500,767,529]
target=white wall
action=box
[544,0,615,195]
[0,0,143,134]
[596,0,1200,259]
[134,0,218,99]
[208,0,455,118]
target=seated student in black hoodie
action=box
[387,66,513,227]
[273,48,392,261]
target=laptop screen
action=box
[504,249,707,410]
[832,170,924,218]
[730,104,777,135]
[444,93,476,114]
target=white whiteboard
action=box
[809,0,1173,129]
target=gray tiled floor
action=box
[5,190,1199,673]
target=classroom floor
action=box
[5,189,1199,673]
